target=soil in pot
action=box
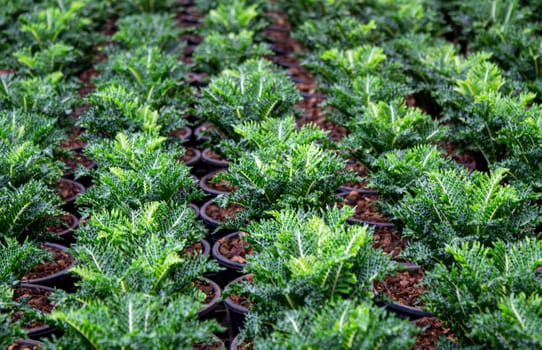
[203,201,244,226]
[193,340,225,350]
[45,213,78,237]
[59,129,87,151]
[183,240,209,258]
[57,179,84,202]
[7,339,41,350]
[21,244,75,283]
[178,146,202,166]
[226,274,254,311]
[372,226,407,257]
[230,335,253,350]
[339,191,390,224]
[194,279,217,305]
[169,126,192,142]
[217,234,252,266]
[202,148,228,168]
[60,152,96,174]
[12,285,55,330]
[374,268,427,309]
[200,170,237,195]
[413,317,455,350]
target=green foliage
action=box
[0,180,61,241]
[340,99,443,165]
[293,18,379,52]
[369,145,457,206]
[78,84,174,140]
[0,138,61,187]
[495,103,542,189]
[241,207,394,314]
[18,1,92,48]
[216,117,356,220]
[0,238,49,284]
[203,0,267,33]
[193,30,271,75]
[0,284,33,348]
[97,46,191,120]
[14,42,80,76]
[0,72,79,117]
[273,0,352,23]
[247,300,418,350]
[393,168,540,267]
[423,239,542,347]
[197,59,300,140]
[77,133,200,212]
[113,14,183,51]
[47,292,224,350]
[0,109,65,153]
[116,0,178,14]
[306,46,409,127]
[72,201,213,297]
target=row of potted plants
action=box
[281,1,542,348]
[0,1,112,346]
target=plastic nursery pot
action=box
[230,334,254,350]
[201,148,229,168]
[212,232,251,287]
[169,126,193,143]
[20,243,76,290]
[196,277,222,319]
[179,146,202,167]
[199,169,236,196]
[14,284,57,339]
[189,203,201,219]
[46,213,79,243]
[200,199,243,231]
[224,274,253,336]
[9,338,42,350]
[57,178,85,215]
[376,263,435,321]
[184,239,211,259]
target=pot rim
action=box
[21,243,76,286]
[212,231,247,270]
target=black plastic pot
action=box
[199,199,240,231]
[199,169,234,196]
[10,339,42,349]
[181,146,202,167]
[49,213,79,243]
[197,277,222,320]
[58,178,85,215]
[15,284,57,339]
[211,232,248,287]
[201,148,229,168]
[169,125,193,143]
[21,243,76,290]
[224,274,251,336]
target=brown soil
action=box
[204,171,236,193]
[413,317,456,350]
[203,148,227,162]
[218,234,253,264]
[192,341,224,350]
[229,274,254,309]
[205,203,243,223]
[438,142,477,171]
[178,146,199,163]
[60,152,95,172]
[46,213,77,234]
[21,245,74,281]
[57,179,83,201]
[183,241,204,258]
[7,340,41,350]
[372,226,407,257]
[194,279,216,304]
[169,127,190,139]
[236,340,253,350]
[13,286,54,329]
[374,269,427,308]
[340,161,375,190]
[339,191,389,223]
[59,129,87,150]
